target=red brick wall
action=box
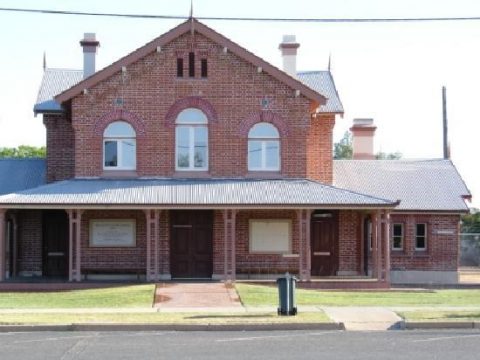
[80,210,146,271]
[43,114,75,182]
[337,210,362,274]
[390,214,460,271]
[306,114,335,184]
[16,210,43,274]
[68,32,315,179]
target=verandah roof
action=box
[0,178,397,209]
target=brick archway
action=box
[165,96,217,127]
[238,111,288,137]
[94,109,146,136]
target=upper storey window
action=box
[103,121,136,170]
[248,122,280,171]
[175,108,208,171]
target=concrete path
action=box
[323,307,402,331]
[154,282,244,311]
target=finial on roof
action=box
[328,53,331,72]
[189,0,195,37]
[43,51,47,71]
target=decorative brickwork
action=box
[238,110,288,137]
[165,96,218,127]
[93,109,146,136]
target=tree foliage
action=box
[333,131,353,159]
[462,209,480,233]
[333,131,402,160]
[0,145,46,158]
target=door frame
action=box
[310,210,338,276]
[169,210,214,279]
[42,210,69,278]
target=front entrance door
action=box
[310,211,338,276]
[42,210,69,277]
[170,210,213,279]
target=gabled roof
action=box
[55,19,326,107]
[0,178,397,209]
[297,71,344,114]
[334,159,471,212]
[0,158,46,195]
[33,68,83,114]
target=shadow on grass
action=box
[186,314,274,320]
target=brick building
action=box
[0,19,471,286]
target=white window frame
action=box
[175,108,208,171]
[248,123,280,172]
[103,121,136,171]
[415,223,427,251]
[249,219,291,254]
[392,223,404,251]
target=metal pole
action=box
[442,86,449,159]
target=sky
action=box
[0,0,479,208]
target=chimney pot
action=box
[80,33,100,79]
[350,118,377,160]
[279,35,300,78]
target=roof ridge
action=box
[45,67,83,72]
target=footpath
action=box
[1,282,480,332]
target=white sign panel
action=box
[90,219,136,247]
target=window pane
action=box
[393,237,402,249]
[176,127,190,168]
[265,141,279,169]
[104,121,135,137]
[248,122,279,138]
[248,141,262,169]
[416,237,426,249]
[194,127,208,168]
[121,139,136,168]
[416,224,425,236]
[104,141,117,167]
[176,108,208,124]
[393,224,403,237]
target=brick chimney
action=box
[350,118,376,160]
[279,35,300,78]
[80,33,100,79]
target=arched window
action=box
[248,122,280,171]
[175,108,208,170]
[103,121,136,170]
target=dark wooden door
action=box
[310,212,337,276]
[42,210,69,278]
[170,210,213,278]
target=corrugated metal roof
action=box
[34,68,83,113]
[297,71,344,114]
[0,178,396,208]
[0,159,46,195]
[334,159,470,211]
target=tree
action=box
[333,131,402,160]
[375,151,402,160]
[462,209,480,233]
[0,145,46,158]
[333,131,353,159]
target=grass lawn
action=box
[398,310,480,322]
[236,283,480,307]
[0,311,330,325]
[0,285,155,309]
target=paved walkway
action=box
[154,282,244,312]
[323,307,402,331]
